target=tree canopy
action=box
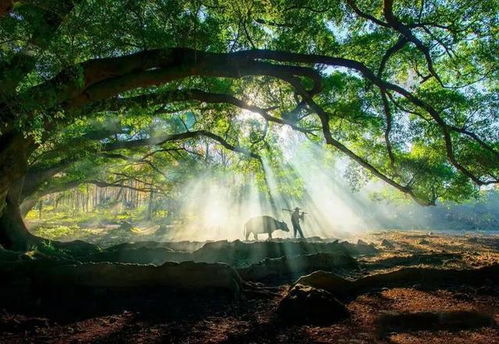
[0,0,498,248]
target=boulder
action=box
[277,284,349,325]
[294,270,355,299]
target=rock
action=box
[294,270,355,299]
[419,239,430,245]
[380,239,395,249]
[277,284,349,325]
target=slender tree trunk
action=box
[20,197,37,217]
[38,199,43,219]
[147,190,154,221]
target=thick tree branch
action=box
[103,130,261,160]
[0,0,13,16]
[282,74,433,206]
[380,90,396,166]
[13,48,321,115]
[6,47,496,200]
[0,0,78,98]
[235,49,497,185]
[346,0,441,84]
[22,158,76,200]
[345,0,389,27]
[382,0,442,85]
[92,89,315,135]
[378,36,408,77]
[86,180,152,193]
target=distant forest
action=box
[371,190,499,231]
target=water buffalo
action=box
[244,216,289,240]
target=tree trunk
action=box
[0,149,98,253]
[0,187,99,254]
[20,197,38,217]
[147,190,154,221]
[38,199,43,219]
[0,180,38,250]
[0,131,30,214]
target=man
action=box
[283,207,305,239]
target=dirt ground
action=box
[1,231,498,344]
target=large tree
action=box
[0,0,497,250]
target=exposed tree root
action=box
[192,240,375,267]
[238,253,359,284]
[0,259,244,315]
[295,264,499,300]
[84,239,370,268]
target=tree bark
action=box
[0,130,37,249]
[0,131,30,213]
[0,140,98,253]
[20,197,38,217]
[0,179,38,250]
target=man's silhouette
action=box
[283,207,305,238]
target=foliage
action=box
[1,0,497,209]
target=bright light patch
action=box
[159,129,381,242]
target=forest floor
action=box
[1,230,498,344]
